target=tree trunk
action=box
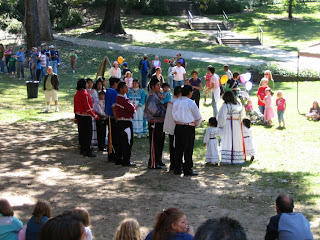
[24,0,41,50]
[37,0,53,41]
[288,0,293,19]
[95,0,126,35]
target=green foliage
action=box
[0,0,24,21]
[197,0,244,14]
[142,0,169,16]
[0,13,23,34]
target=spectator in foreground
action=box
[43,66,59,112]
[39,211,84,240]
[26,200,51,240]
[73,207,93,240]
[145,208,194,240]
[0,199,23,240]
[114,218,141,240]
[265,194,314,240]
[193,217,247,240]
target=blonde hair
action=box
[264,70,273,81]
[113,218,141,240]
[125,71,132,78]
[72,207,91,227]
[260,77,268,85]
[277,90,283,98]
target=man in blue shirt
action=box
[15,47,25,80]
[265,195,314,240]
[105,77,120,163]
[49,45,59,74]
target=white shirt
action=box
[109,67,121,78]
[172,66,186,81]
[163,97,178,135]
[211,73,221,102]
[225,69,232,79]
[172,96,202,126]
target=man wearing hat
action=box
[223,64,232,80]
[49,45,59,74]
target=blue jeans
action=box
[41,67,46,78]
[0,58,4,73]
[50,60,58,74]
[141,72,148,88]
[259,105,265,114]
[174,80,184,87]
[212,92,218,117]
[277,110,284,123]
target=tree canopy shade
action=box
[95,0,126,35]
[24,0,41,50]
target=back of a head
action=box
[113,218,141,240]
[174,86,182,97]
[39,211,84,240]
[109,77,120,87]
[194,217,247,240]
[0,198,14,216]
[222,91,237,105]
[76,79,87,91]
[73,207,90,227]
[276,195,294,213]
[181,85,192,96]
[32,200,51,223]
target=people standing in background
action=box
[263,70,274,90]
[167,63,174,89]
[176,53,187,69]
[4,45,12,74]
[172,61,186,88]
[263,88,274,125]
[49,45,58,74]
[172,85,202,176]
[242,118,256,161]
[124,71,133,89]
[187,70,202,108]
[203,117,220,165]
[203,65,213,104]
[276,90,286,128]
[208,66,220,117]
[40,50,47,78]
[121,62,131,79]
[225,72,240,97]
[257,78,268,114]
[95,91,107,151]
[43,66,59,112]
[151,67,165,86]
[86,78,99,147]
[151,55,161,75]
[15,47,25,80]
[139,55,149,89]
[69,49,78,73]
[0,44,4,73]
[109,61,122,79]
[30,47,39,82]
[8,54,16,78]
[223,64,233,80]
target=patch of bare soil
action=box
[0,120,280,240]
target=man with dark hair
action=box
[144,78,166,169]
[163,86,182,171]
[194,217,247,240]
[176,53,187,69]
[114,82,136,166]
[172,85,202,176]
[265,194,314,240]
[105,77,120,162]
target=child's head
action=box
[208,117,218,127]
[132,79,140,89]
[247,100,252,106]
[125,71,132,78]
[162,82,170,92]
[208,66,215,74]
[191,70,198,79]
[0,198,14,216]
[233,72,240,80]
[71,49,75,53]
[11,53,14,57]
[260,78,268,87]
[122,62,128,68]
[276,90,283,99]
[98,91,105,100]
[117,81,128,94]
[32,200,51,223]
[169,63,174,67]
[242,118,251,128]
[73,207,91,227]
[174,86,182,97]
[265,88,273,96]
[113,218,141,240]
[86,78,94,89]
[313,101,319,109]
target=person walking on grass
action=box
[15,47,25,80]
[43,66,59,112]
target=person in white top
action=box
[223,64,232,80]
[208,66,220,117]
[109,61,122,79]
[171,61,186,88]
[163,86,182,171]
[172,85,202,176]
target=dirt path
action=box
[0,120,283,240]
[54,35,267,67]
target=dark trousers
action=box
[117,120,133,165]
[141,72,148,88]
[191,90,200,108]
[148,122,165,168]
[174,125,195,174]
[76,115,92,155]
[169,134,176,170]
[96,119,107,150]
[36,69,42,82]
[106,117,120,161]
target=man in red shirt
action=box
[114,82,136,166]
[74,79,99,157]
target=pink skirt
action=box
[264,107,274,121]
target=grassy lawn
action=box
[219,2,320,51]
[1,39,320,237]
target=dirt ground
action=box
[0,120,290,240]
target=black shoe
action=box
[250,156,255,161]
[158,162,165,166]
[184,171,198,176]
[122,162,136,167]
[85,152,96,157]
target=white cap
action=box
[49,45,54,48]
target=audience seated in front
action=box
[114,218,142,240]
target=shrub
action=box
[142,0,169,15]
[198,0,244,14]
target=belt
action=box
[176,121,195,126]
[148,119,164,123]
[210,137,216,139]
[227,118,240,120]
[244,136,250,138]
[117,117,132,121]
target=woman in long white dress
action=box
[218,91,245,164]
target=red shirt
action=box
[74,89,98,119]
[276,98,286,111]
[257,86,268,106]
[115,94,136,119]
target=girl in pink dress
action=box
[263,88,274,125]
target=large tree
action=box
[95,0,126,34]
[37,0,53,41]
[24,0,41,50]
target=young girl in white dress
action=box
[242,118,255,161]
[203,117,220,164]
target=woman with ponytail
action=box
[145,208,194,240]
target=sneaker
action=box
[137,134,142,139]
[72,70,75,73]
[44,106,50,112]
[55,106,59,112]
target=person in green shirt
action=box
[69,49,78,73]
[260,69,274,90]
[8,54,17,77]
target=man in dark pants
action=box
[144,78,166,169]
[105,77,120,162]
[74,79,99,157]
[172,85,202,176]
[114,82,136,166]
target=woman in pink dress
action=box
[263,88,274,125]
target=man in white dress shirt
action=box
[172,85,202,176]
